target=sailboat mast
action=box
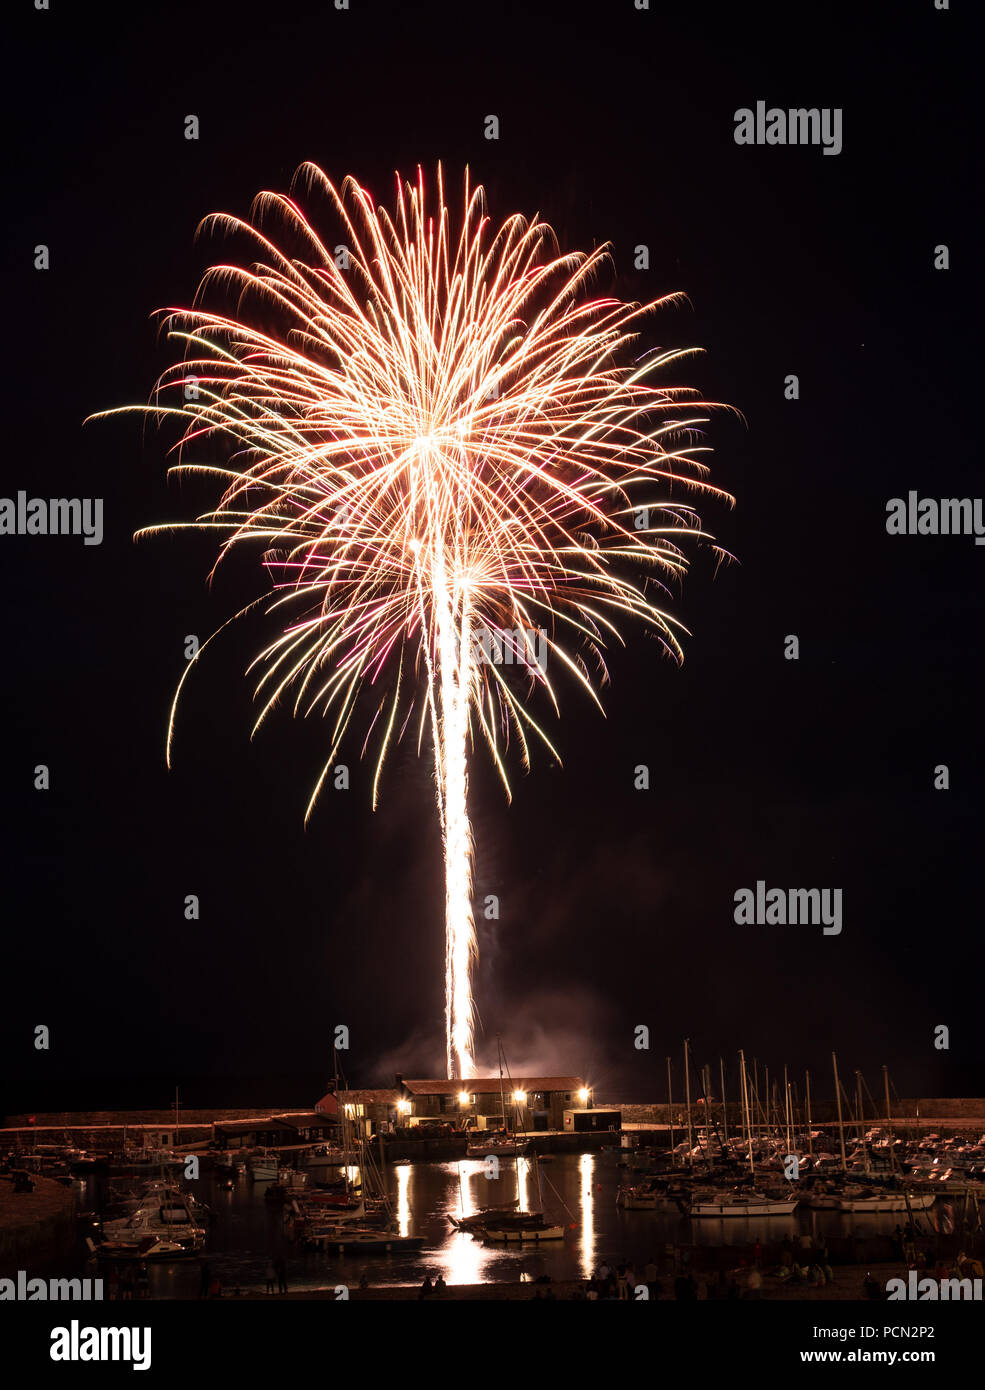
[719,1057,729,1144]
[832,1052,847,1172]
[335,1047,350,1198]
[739,1050,754,1175]
[683,1039,694,1167]
[497,1036,507,1132]
[666,1056,675,1166]
[805,1071,814,1157]
[496,1036,522,1210]
[857,1072,871,1174]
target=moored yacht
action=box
[97,1195,206,1255]
[687,1190,799,1218]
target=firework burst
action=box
[96,163,734,1079]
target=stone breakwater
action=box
[0,1175,77,1272]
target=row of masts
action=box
[669,1042,906,1175]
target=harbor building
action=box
[396,1076,592,1132]
[319,1089,401,1143]
[332,1077,593,1139]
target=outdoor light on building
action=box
[397,1099,411,1115]
[513,1090,527,1105]
[578,1088,590,1105]
[458,1091,470,1106]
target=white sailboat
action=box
[688,1190,799,1218]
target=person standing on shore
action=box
[265,1261,276,1295]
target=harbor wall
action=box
[3,1099,983,1149]
[606,1099,985,1127]
[3,1108,312,1127]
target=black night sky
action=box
[2,0,981,1116]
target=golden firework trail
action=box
[95,164,734,1080]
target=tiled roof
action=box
[337,1089,401,1104]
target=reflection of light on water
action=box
[456,1161,482,1218]
[396,1164,410,1236]
[442,1163,488,1286]
[429,1160,547,1288]
[155,1152,922,1293]
[446,1228,485,1286]
[579,1153,594,1277]
[517,1157,532,1212]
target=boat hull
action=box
[689,1199,799,1217]
[307,1231,426,1252]
[483,1225,565,1242]
[838,1193,935,1213]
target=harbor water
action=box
[70,1149,952,1295]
